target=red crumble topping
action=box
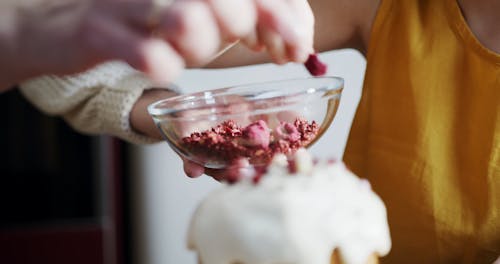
[250,165,268,185]
[287,159,298,174]
[252,174,263,184]
[241,120,270,148]
[304,53,327,76]
[180,118,319,166]
[274,122,300,142]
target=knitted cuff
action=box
[95,73,159,144]
[67,68,181,145]
[20,61,181,145]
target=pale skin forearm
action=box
[130,88,178,140]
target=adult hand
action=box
[148,0,315,70]
[0,0,314,91]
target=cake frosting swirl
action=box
[188,149,391,264]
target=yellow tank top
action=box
[343,0,500,263]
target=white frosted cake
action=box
[188,149,391,264]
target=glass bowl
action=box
[148,76,343,169]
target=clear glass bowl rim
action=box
[147,76,344,120]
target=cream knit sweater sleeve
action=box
[19,61,170,144]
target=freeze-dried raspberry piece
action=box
[241,120,270,148]
[304,53,327,76]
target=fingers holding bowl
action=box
[183,158,205,178]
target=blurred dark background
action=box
[0,89,129,264]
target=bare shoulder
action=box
[313,0,380,54]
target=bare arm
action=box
[130,88,176,140]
